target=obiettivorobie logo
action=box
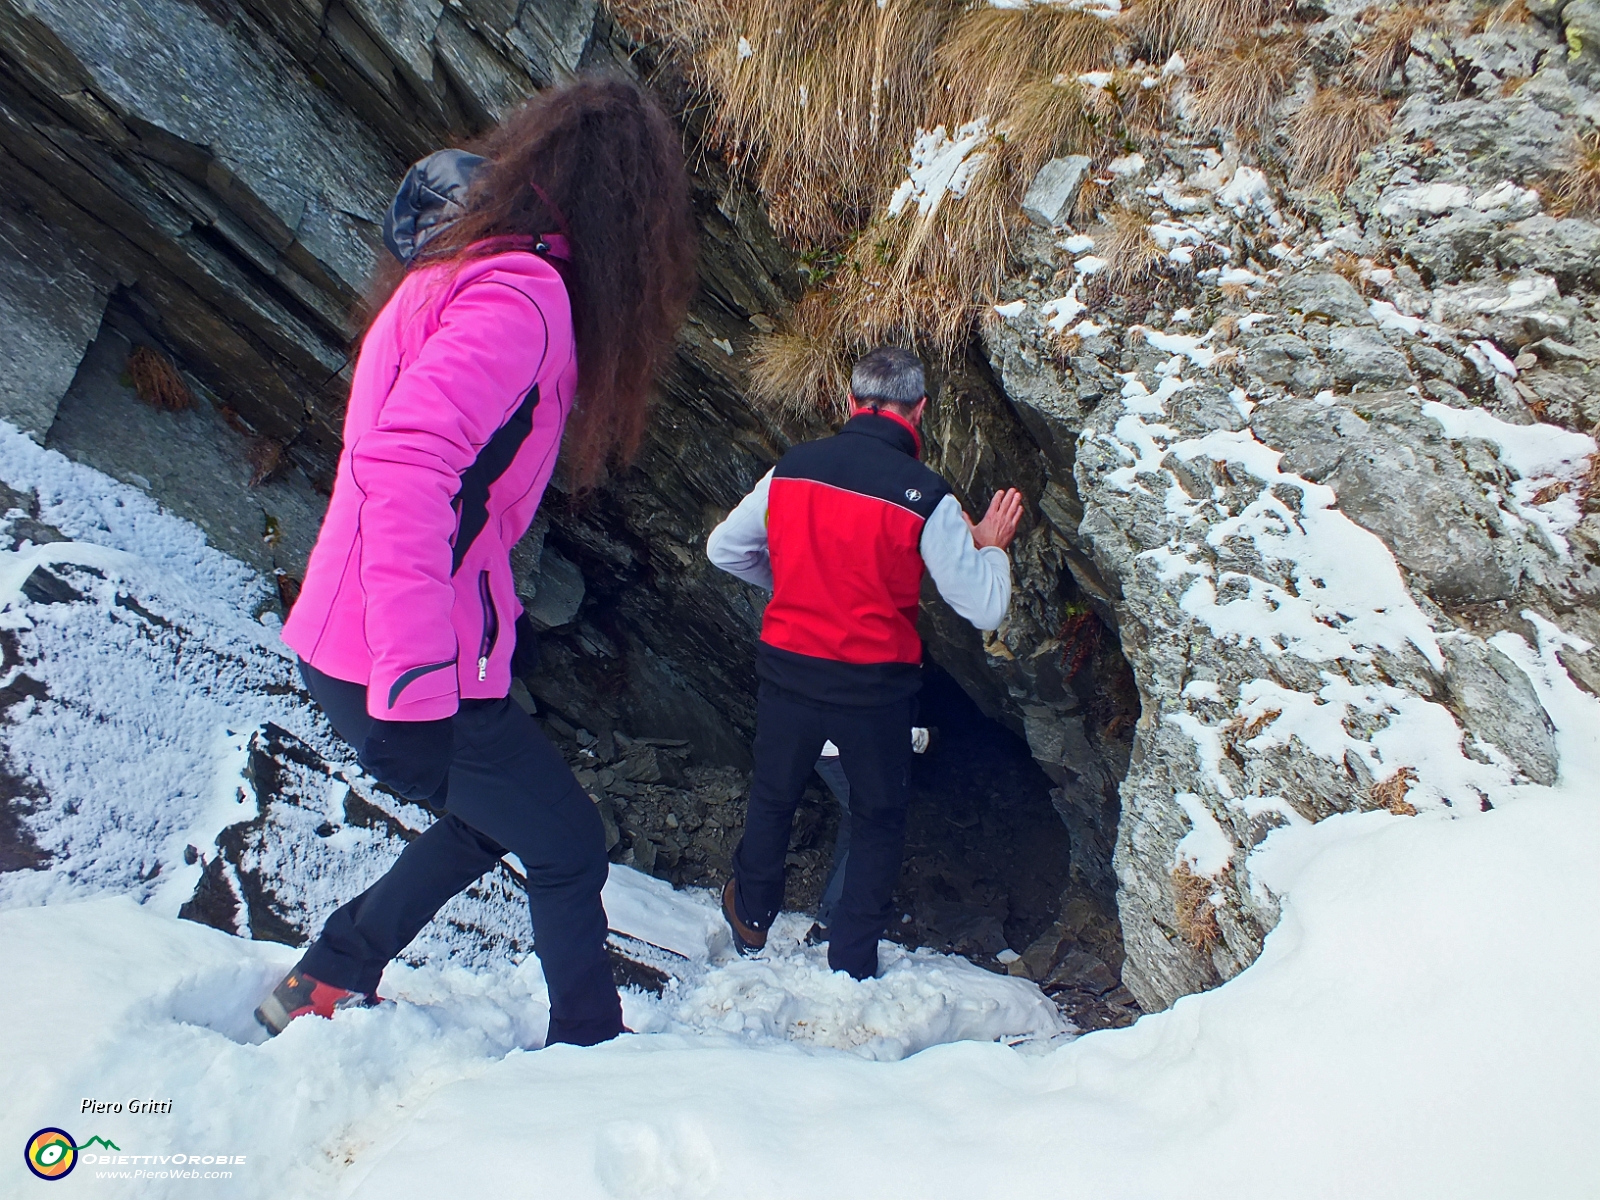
[24,1129,246,1182]
[24,1129,119,1181]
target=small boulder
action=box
[1021,155,1092,228]
[1328,328,1415,389]
[1277,272,1373,326]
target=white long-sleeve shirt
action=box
[706,469,1013,630]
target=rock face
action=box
[978,11,1600,1010]
[2,0,1598,1020]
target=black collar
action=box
[839,410,922,460]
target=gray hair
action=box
[851,346,926,408]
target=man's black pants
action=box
[731,682,913,979]
[295,662,623,1047]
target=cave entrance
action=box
[780,660,1140,1031]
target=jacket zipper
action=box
[477,570,499,682]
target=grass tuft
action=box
[1123,0,1277,57]
[125,345,193,411]
[1189,34,1303,139]
[612,0,965,246]
[1469,0,1532,33]
[1370,766,1419,816]
[1579,448,1600,514]
[937,6,1119,123]
[1171,861,1222,952]
[1289,87,1391,190]
[1353,3,1442,90]
[747,292,852,419]
[1099,206,1164,289]
[1553,129,1600,217]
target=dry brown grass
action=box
[1469,0,1532,33]
[1326,247,1372,293]
[125,345,192,411]
[613,0,965,245]
[1353,3,1442,89]
[611,0,1139,386]
[1579,449,1600,513]
[1370,766,1419,816]
[1189,34,1303,139]
[1289,87,1392,190]
[937,6,1118,121]
[1172,861,1222,951]
[747,292,852,418]
[1123,0,1277,57]
[1001,76,1102,180]
[1099,206,1164,288]
[1553,129,1600,217]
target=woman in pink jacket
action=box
[255,77,695,1047]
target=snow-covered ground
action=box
[2,422,1597,1198]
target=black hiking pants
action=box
[731,682,914,980]
[295,662,623,1047]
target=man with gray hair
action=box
[706,345,1023,979]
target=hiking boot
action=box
[254,965,378,1036]
[803,921,829,947]
[722,879,767,956]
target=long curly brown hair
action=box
[367,76,697,488]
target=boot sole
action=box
[253,994,298,1037]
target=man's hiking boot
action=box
[722,879,767,956]
[254,966,379,1036]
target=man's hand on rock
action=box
[964,488,1024,551]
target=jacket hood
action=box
[382,149,487,266]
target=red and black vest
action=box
[757,410,950,705]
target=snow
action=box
[1040,285,1085,332]
[628,915,1065,1058]
[992,299,1027,319]
[1236,675,1518,809]
[1060,233,1095,254]
[10,779,1598,1197]
[4,423,1600,1198]
[1134,325,1219,369]
[1217,165,1272,213]
[1472,337,1517,377]
[602,866,729,960]
[1369,298,1426,334]
[888,120,991,219]
[1173,791,1235,875]
[1424,400,1597,554]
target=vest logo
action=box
[904,488,921,502]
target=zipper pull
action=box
[477,656,488,682]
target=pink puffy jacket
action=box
[282,239,576,721]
